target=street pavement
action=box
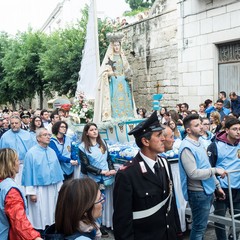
[104,224,217,239]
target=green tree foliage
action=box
[0,32,17,106]
[0,4,114,107]
[40,5,114,98]
[125,0,155,10]
[39,26,85,97]
[98,19,114,62]
[1,30,46,108]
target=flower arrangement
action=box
[70,92,94,124]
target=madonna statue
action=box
[93,32,136,123]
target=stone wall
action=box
[121,0,240,111]
[178,0,240,109]
[120,1,178,111]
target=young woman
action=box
[137,108,147,119]
[168,119,182,140]
[210,111,222,135]
[79,123,116,236]
[29,116,44,144]
[55,178,103,239]
[0,148,42,240]
[49,121,78,180]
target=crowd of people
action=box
[0,90,239,239]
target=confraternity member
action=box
[22,128,64,233]
[179,114,226,240]
[0,115,33,189]
[113,111,182,240]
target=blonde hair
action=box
[0,148,18,179]
[210,111,221,125]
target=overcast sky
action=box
[0,0,130,35]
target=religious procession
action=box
[1,0,240,240]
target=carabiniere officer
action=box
[113,111,183,240]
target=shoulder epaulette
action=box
[119,160,134,171]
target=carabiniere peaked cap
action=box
[128,111,164,138]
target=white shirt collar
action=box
[139,151,157,173]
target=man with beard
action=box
[179,114,226,240]
[207,118,240,240]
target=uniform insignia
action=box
[139,161,147,173]
[119,165,128,171]
[119,161,133,171]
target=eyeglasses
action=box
[60,126,67,128]
[94,193,105,204]
[22,116,29,119]
[40,133,52,137]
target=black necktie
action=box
[154,162,162,182]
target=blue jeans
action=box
[188,190,214,240]
[214,199,240,240]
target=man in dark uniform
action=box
[20,110,31,131]
[113,111,182,240]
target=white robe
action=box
[26,182,62,230]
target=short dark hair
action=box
[50,110,59,121]
[52,121,68,135]
[229,92,237,97]
[204,99,212,108]
[183,114,200,129]
[216,99,224,104]
[181,103,189,110]
[135,132,153,148]
[225,118,240,129]
[40,109,48,116]
[220,91,226,98]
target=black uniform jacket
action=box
[113,153,181,240]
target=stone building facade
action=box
[121,0,178,110]
[121,0,240,110]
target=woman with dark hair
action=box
[79,122,116,236]
[159,107,167,123]
[54,178,103,239]
[29,116,44,144]
[49,121,78,180]
[0,148,42,240]
[137,108,147,119]
[168,119,182,140]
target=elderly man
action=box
[113,111,182,240]
[0,116,33,188]
[22,128,64,232]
